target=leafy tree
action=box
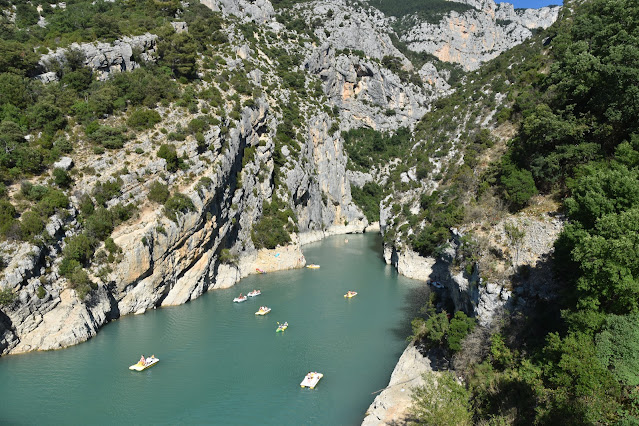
[158,31,198,78]
[0,40,39,75]
[157,144,180,172]
[53,168,73,188]
[62,234,94,267]
[499,160,537,210]
[448,311,476,352]
[571,207,639,314]
[595,313,639,387]
[542,332,621,424]
[87,126,127,149]
[251,198,297,249]
[410,371,473,426]
[564,163,639,229]
[350,182,382,222]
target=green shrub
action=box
[163,193,195,222]
[20,210,44,240]
[62,234,94,267]
[251,198,297,249]
[67,268,97,299]
[157,144,181,172]
[410,371,473,426]
[499,162,537,211]
[92,178,122,206]
[350,182,382,222]
[85,207,115,241]
[0,287,16,306]
[148,181,170,204]
[36,285,46,299]
[127,108,161,130]
[219,248,238,264]
[53,168,73,188]
[35,189,69,217]
[87,126,127,149]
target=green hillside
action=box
[404,0,639,423]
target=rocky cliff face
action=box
[1,0,560,364]
[36,34,158,82]
[362,343,433,425]
[305,44,431,131]
[200,0,275,23]
[399,0,559,70]
[0,89,369,354]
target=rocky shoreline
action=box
[362,343,433,425]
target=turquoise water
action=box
[0,234,428,425]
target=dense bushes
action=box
[163,193,195,222]
[157,144,184,172]
[148,181,170,204]
[342,127,412,171]
[350,182,382,223]
[251,197,297,249]
[415,1,639,423]
[127,108,161,130]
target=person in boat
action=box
[140,355,145,365]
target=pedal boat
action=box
[344,291,358,298]
[247,290,261,297]
[233,295,248,302]
[306,264,320,269]
[300,372,323,389]
[129,356,159,371]
[255,306,271,315]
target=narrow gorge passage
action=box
[0,234,427,425]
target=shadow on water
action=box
[388,269,431,344]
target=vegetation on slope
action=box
[407,0,639,423]
[0,0,338,299]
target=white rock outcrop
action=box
[362,344,433,425]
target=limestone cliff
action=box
[36,34,158,82]
[398,0,559,70]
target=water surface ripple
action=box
[0,234,427,425]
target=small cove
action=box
[0,233,428,425]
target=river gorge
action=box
[0,234,428,425]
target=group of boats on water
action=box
[130,261,360,387]
[233,289,261,303]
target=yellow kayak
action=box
[276,322,288,332]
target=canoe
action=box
[129,357,159,371]
[300,372,323,389]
